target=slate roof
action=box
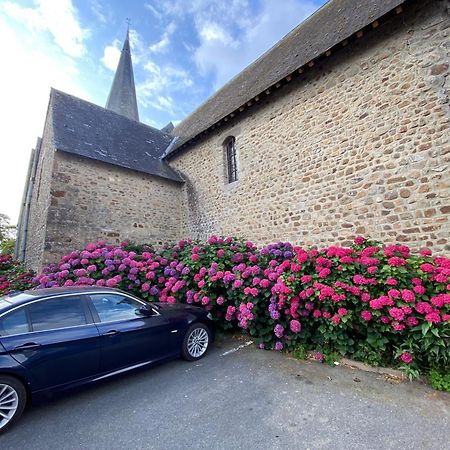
[105,29,140,121]
[168,0,404,156]
[49,89,183,182]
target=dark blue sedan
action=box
[0,286,214,432]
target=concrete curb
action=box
[339,357,406,380]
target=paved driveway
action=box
[0,336,448,450]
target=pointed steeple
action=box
[105,25,139,121]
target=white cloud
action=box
[194,0,319,89]
[101,39,121,71]
[0,14,90,223]
[198,22,233,44]
[1,0,89,57]
[101,28,146,72]
[137,61,193,116]
[90,0,113,24]
[157,0,319,90]
[144,3,163,20]
[128,29,145,65]
[149,22,176,54]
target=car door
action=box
[0,294,101,392]
[88,293,173,374]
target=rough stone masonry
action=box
[18,0,450,272]
[168,0,450,253]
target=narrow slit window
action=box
[225,137,237,183]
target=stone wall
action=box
[24,110,55,272]
[41,152,183,267]
[168,0,450,253]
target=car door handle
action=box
[102,330,120,337]
[14,342,41,350]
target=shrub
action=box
[0,255,35,296]
[26,236,450,378]
[428,369,450,392]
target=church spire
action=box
[105,24,139,121]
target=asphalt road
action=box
[0,336,448,450]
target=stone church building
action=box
[16,0,449,271]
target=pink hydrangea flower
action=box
[290,320,301,333]
[331,315,341,325]
[406,316,418,327]
[388,257,407,267]
[400,352,413,364]
[420,263,434,273]
[401,289,415,303]
[391,321,405,331]
[389,307,405,321]
[425,311,441,323]
[318,268,331,278]
[388,289,400,299]
[315,352,324,361]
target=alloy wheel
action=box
[187,327,209,358]
[0,384,19,430]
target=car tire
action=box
[182,323,211,361]
[0,375,27,434]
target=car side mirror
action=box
[139,306,156,316]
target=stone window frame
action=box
[223,136,238,185]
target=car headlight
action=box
[207,312,213,320]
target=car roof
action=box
[0,286,127,313]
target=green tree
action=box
[0,214,16,255]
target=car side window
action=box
[0,308,30,336]
[28,296,87,332]
[90,294,145,322]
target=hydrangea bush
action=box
[19,236,450,378]
[0,255,35,296]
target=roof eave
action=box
[55,147,184,183]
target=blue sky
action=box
[0,0,325,222]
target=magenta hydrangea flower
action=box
[400,352,413,364]
[290,320,301,333]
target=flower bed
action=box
[15,237,450,380]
